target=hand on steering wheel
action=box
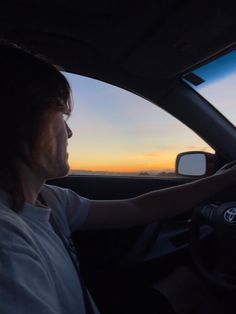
[191,201,236,291]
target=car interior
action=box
[1,1,236,313]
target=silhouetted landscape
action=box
[69,169,175,177]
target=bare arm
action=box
[80,168,236,230]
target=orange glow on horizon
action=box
[69,163,175,172]
[68,146,214,173]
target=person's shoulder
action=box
[41,184,87,205]
[41,183,90,213]
[41,184,68,205]
[41,184,91,231]
[42,183,68,196]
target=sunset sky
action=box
[63,54,236,174]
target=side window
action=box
[64,72,214,177]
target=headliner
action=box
[0,0,236,100]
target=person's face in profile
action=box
[33,110,73,179]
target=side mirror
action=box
[175,151,216,177]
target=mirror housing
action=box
[175,151,216,177]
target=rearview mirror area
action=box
[175,151,216,177]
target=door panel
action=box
[48,175,191,199]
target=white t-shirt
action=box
[0,184,100,314]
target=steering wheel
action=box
[191,201,236,290]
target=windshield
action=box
[183,50,236,126]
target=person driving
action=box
[0,41,235,314]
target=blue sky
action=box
[187,50,236,87]
[189,50,236,126]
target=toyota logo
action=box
[224,207,236,224]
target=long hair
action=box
[0,40,72,211]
